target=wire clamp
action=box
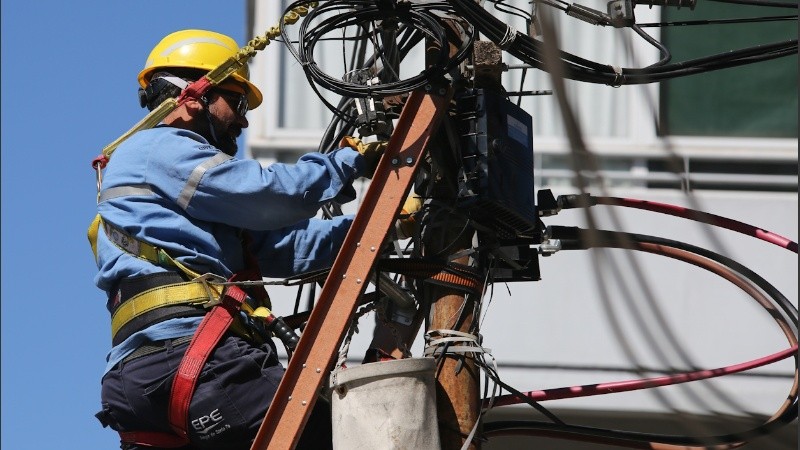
[538,239,562,256]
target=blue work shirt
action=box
[95,126,364,373]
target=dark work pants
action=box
[99,334,332,450]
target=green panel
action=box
[660,2,798,138]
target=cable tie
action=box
[610,65,623,87]
[498,25,518,50]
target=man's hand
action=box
[340,136,387,179]
[396,194,423,240]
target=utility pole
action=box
[419,21,509,450]
[423,203,481,450]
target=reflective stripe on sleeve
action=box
[177,152,232,210]
[99,184,156,203]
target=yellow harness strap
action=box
[91,215,270,343]
[111,281,221,339]
[88,215,101,262]
[88,215,188,272]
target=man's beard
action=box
[199,110,238,156]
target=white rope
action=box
[330,303,376,389]
[424,329,500,450]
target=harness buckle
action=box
[191,273,228,308]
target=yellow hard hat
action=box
[138,29,263,109]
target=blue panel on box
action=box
[456,89,537,240]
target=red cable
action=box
[485,241,797,409]
[481,241,797,448]
[489,345,796,406]
[594,196,798,253]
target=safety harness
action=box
[89,213,301,447]
[86,8,321,448]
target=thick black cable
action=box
[707,0,799,8]
[625,38,796,73]
[482,402,797,447]
[284,0,474,98]
[482,228,797,446]
[316,25,427,152]
[487,0,533,21]
[637,14,799,27]
[484,367,566,424]
[446,0,798,85]
[632,24,672,67]
[548,226,799,329]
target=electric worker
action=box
[92,29,385,450]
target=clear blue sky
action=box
[1,2,248,448]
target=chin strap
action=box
[200,96,238,156]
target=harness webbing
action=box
[169,284,247,441]
[95,215,289,448]
[88,214,182,271]
[111,281,218,339]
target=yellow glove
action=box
[395,194,423,240]
[340,136,387,179]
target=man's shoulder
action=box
[118,126,212,155]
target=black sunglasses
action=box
[215,89,249,117]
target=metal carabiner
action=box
[192,272,228,308]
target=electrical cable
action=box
[488,243,796,406]
[632,24,672,67]
[480,229,797,448]
[446,0,797,85]
[487,0,535,21]
[707,0,799,8]
[282,0,474,98]
[481,405,797,449]
[315,25,424,148]
[549,226,798,333]
[637,14,799,27]
[572,195,799,253]
[271,3,797,445]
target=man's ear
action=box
[182,97,205,116]
[163,98,203,125]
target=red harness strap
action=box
[168,284,248,440]
[119,232,266,448]
[176,76,213,107]
[118,284,248,448]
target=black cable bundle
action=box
[280,0,475,98]
[447,0,797,85]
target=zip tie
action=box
[423,329,491,358]
[610,65,624,87]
